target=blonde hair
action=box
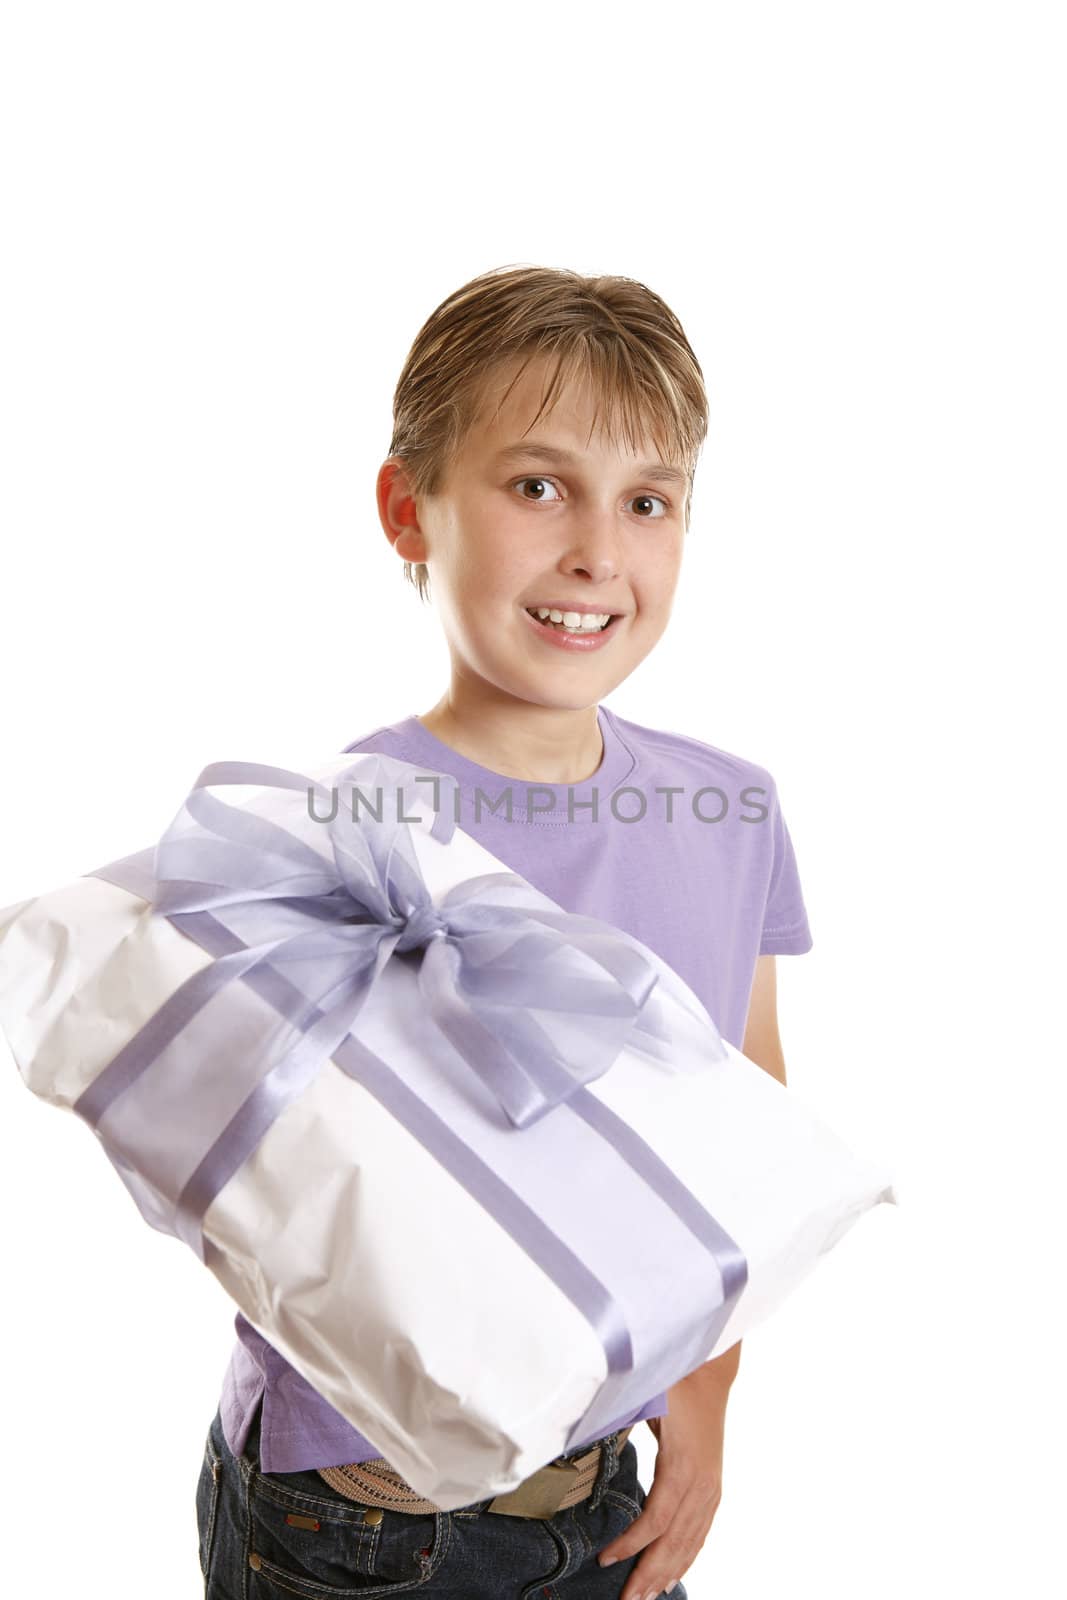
[388,264,709,603]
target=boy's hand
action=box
[597,1346,739,1600]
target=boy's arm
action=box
[741,953,787,1085]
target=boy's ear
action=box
[377,457,428,564]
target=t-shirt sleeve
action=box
[759,782,814,955]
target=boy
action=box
[197,265,812,1600]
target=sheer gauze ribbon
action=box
[74,755,729,1266]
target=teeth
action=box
[529,607,612,632]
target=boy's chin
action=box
[504,666,632,712]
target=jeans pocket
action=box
[247,1468,451,1596]
[195,1433,223,1581]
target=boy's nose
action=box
[560,520,623,584]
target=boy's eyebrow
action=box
[490,442,689,488]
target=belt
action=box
[317,1426,634,1520]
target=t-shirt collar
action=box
[392,704,636,827]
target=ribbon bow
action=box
[150,753,681,1126]
[76,754,723,1257]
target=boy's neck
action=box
[415,695,606,786]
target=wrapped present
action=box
[0,751,895,1509]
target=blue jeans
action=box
[196,1398,687,1598]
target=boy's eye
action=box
[511,478,669,517]
[628,494,669,519]
[514,476,562,502]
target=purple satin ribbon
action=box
[83,758,690,1130]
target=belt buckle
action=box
[486,1457,581,1519]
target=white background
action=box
[1,3,1063,1596]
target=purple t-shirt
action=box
[219,703,813,1472]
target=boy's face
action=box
[383,354,689,713]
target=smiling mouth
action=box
[523,607,619,634]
